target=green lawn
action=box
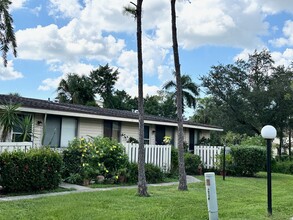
[0,173,292,220]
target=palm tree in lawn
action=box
[0,0,17,67]
[56,73,96,106]
[124,0,149,197]
[170,0,188,191]
[163,73,199,110]
[0,103,20,142]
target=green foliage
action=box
[170,147,178,174]
[170,148,201,175]
[184,153,201,175]
[0,102,20,141]
[0,0,17,67]
[272,160,293,174]
[90,64,119,108]
[229,146,266,176]
[0,148,62,192]
[62,137,128,184]
[201,50,293,136]
[125,163,164,184]
[56,73,96,106]
[240,135,266,147]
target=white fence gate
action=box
[194,145,223,169]
[124,143,171,172]
[0,142,33,153]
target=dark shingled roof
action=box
[0,94,222,130]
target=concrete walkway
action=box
[0,175,201,202]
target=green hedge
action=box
[184,153,201,175]
[0,148,62,192]
[170,148,201,175]
[229,146,266,176]
[272,160,293,174]
[126,163,164,184]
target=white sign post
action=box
[205,172,218,220]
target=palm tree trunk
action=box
[136,0,148,197]
[171,0,187,191]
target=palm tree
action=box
[170,0,187,191]
[56,73,96,106]
[0,0,17,67]
[124,0,149,197]
[163,73,199,110]
[0,103,20,142]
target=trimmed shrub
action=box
[272,160,293,174]
[125,163,164,184]
[170,147,178,174]
[0,148,62,192]
[184,153,201,175]
[230,146,266,176]
[170,148,201,175]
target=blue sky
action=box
[1,0,293,105]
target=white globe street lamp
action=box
[261,125,277,216]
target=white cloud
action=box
[154,0,268,49]
[271,49,293,67]
[259,0,293,14]
[0,61,23,80]
[38,77,62,91]
[270,20,293,47]
[48,0,82,18]
[11,0,27,10]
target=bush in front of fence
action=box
[62,137,129,184]
[0,148,62,192]
[125,162,164,184]
[170,147,202,175]
[229,146,266,177]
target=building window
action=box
[103,120,121,142]
[43,115,77,147]
[12,114,33,142]
[144,126,150,144]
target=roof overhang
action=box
[19,107,223,132]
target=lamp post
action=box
[261,125,277,216]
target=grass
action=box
[89,177,178,188]
[0,173,292,219]
[0,187,75,197]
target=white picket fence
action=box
[194,145,223,169]
[124,143,171,172]
[0,142,33,153]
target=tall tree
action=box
[0,0,17,67]
[111,90,137,111]
[124,0,148,196]
[56,73,96,106]
[90,64,119,108]
[171,0,187,191]
[201,50,293,154]
[163,73,199,110]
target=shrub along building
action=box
[0,94,223,150]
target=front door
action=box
[155,125,165,145]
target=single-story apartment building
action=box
[0,94,223,151]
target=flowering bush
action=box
[62,137,128,184]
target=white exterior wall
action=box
[184,128,190,145]
[200,130,211,140]
[78,118,103,138]
[33,114,44,147]
[149,124,156,145]
[121,122,139,143]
